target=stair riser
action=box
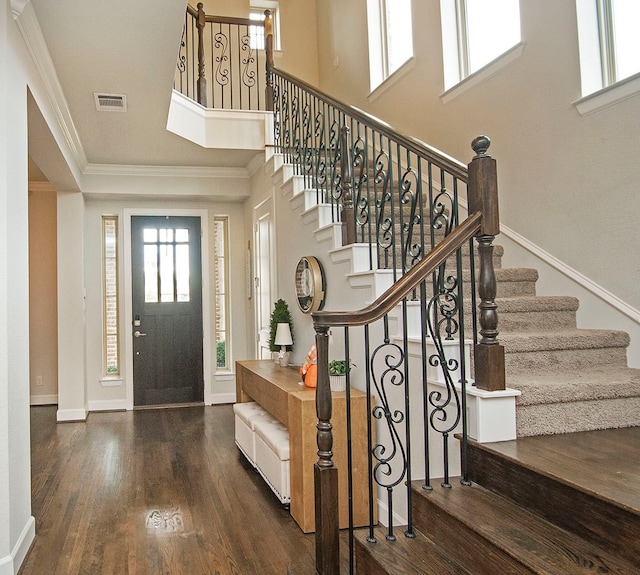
[462,310,577,334]
[505,347,628,376]
[466,441,640,568]
[517,396,640,437]
[412,492,537,574]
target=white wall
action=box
[0,1,36,571]
[314,0,640,359]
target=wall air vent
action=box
[94,93,127,112]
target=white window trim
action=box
[368,56,416,102]
[574,70,640,116]
[440,42,525,104]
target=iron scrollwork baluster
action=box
[328,119,342,205]
[240,33,256,88]
[214,31,230,87]
[426,269,462,488]
[370,340,407,541]
[375,150,393,268]
[400,167,421,271]
[352,136,370,242]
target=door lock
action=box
[134,330,147,338]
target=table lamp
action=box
[274,322,293,367]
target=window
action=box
[441,0,521,90]
[249,0,280,51]
[213,218,230,370]
[142,228,190,303]
[102,216,119,376]
[367,0,414,91]
[577,0,640,96]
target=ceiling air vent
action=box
[94,93,127,112]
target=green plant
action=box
[269,298,294,352]
[328,359,355,375]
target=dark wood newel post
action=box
[468,136,506,392]
[196,3,207,107]
[264,10,274,112]
[314,324,340,575]
[340,126,355,246]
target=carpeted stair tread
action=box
[509,367,640,405]
[412,479,639,574]
[354,527,472,575]
[501,329,630,352]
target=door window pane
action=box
[144,245,159,303]
[143,226,191,303]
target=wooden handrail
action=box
[188,4,264,28]
[268,66,468,182]
[312,212,483,328]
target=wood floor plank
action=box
[20,405,314,575]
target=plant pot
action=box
[329,374,346,393]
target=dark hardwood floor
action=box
[21,405,314,575]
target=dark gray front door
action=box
[131,216,204,406]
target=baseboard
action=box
[210,392,236,405]
[56,408,87,422]
[87,399,127,412]
[30,394,58,406]
[0,515,35,575]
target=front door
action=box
[131,216,204,406]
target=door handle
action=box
[134,330,147,338]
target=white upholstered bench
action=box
[253,417,290,504]
[233,401,291,504]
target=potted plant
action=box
[269,299,294,363]
[328,359,355,392]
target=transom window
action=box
[441,0,521,90]
[143,228,190,303]
[367,0,413,91]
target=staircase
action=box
[276,158,640,437]
[356,427,640,574]
[271,152,640,575]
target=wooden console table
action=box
[236,359,372,533]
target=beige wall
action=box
[28,186,58,404]
[314,0,640,317]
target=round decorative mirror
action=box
[295,256,326,313]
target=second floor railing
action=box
[175,3,269,110]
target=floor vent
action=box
[94,93,127,112]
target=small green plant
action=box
[216,340,226,368]
[269,299,294,352]
[328,359,355,375]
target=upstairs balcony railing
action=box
[175,3,269,110]
[178,9,506,573]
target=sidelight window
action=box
[102,216,120,376]
[214,218,230,370]
[143,228,190,303]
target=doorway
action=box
[130,215,204,406]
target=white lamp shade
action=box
[274,322,293,346]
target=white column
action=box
[56,191,87,421]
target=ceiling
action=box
[28,0,259,187]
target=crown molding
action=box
[82,163,249,179]
[28,181,56,193]
[14,1,88,172]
